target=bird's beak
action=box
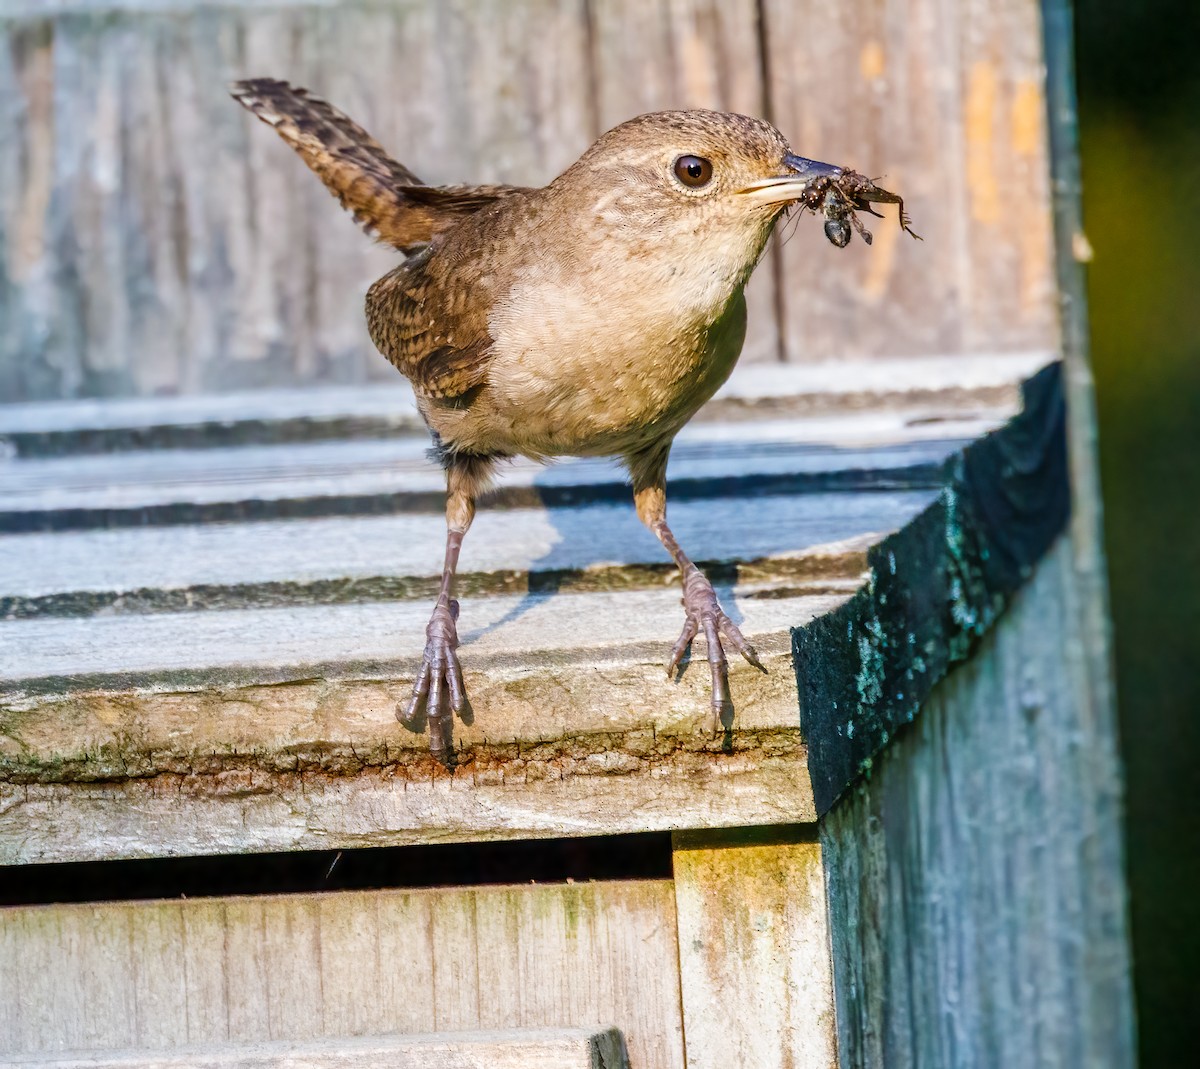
[737,154,843,206]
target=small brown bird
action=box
[231,79,893,758]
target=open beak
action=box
[737,153,843,206]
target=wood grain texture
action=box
[0,742,814,865]
[0,350,1046,452]
[820,539,1135,1068]
[0,364,1049,865]
[0,425,961,534]
[762,0,1057,364]
[673,833,837,1068]
[0,882,678,1068]
[2,0,1055,400]
[1042,0,1120,859]
[0,0,593,401]
[587,0,780,364]
[1,1029,629,1069]
[0,493,911,619]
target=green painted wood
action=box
[820,540,1134,1067]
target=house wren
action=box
[232,79,907,759]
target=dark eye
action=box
[673,155,714,188]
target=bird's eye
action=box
[673,155,714,189]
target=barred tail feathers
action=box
[231,78,434,251]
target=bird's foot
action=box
[667,566,766,730]
[398,597,467,761]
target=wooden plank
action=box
[0,350,1049,448]
[587,0,780,364]
[794,360,1069,813]
[0,1029,630,1068]
[0,0,596,401]
[0,364,1064,864]
[0,491,924,618]
[1042,0,1119,833]
[0,577,827,864]
[0,882,678,1069]
[672,832,837,1068]
[0,430,964,525]
[430,890,483,1032]
[820,539,1135,1067]
[1,2,1060,400]
[762,0,1058,364]
[179,902,232,1046]
[0,586,843,685]
[0,745,814,865]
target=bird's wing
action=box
[230,79,528,252]
[366,247,495,400]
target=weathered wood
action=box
[762,0,1057,364]
[0,1029,629,1069]
[0,361,1063,864]
[0,748,814,865]
[801,8,1135,1065]
[0,0,595,401]
[0,881,677,1067]
[0,585,837,686]
[819,539,1135,1067]
[1042,0,1119,808]
[0,428,962,534]
[672,831,837,1068]
[0,350,1050,457]
[793,362,1069,813]
[1,0,1057,400]
[0,579,823,864]
[587,0,779,364]
[0,494,914,619]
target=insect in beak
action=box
[741,152,921,248]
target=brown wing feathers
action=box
[230,78,523,252]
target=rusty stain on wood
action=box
[965,60,1002,226]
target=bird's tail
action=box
[231,79,521,252]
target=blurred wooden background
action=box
[1,0,1056,401]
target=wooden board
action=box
[0,881,678,1068]
[1,0,1056,400]
[0,350,1047,455]
[819,538,1135,1068]
[673,832,837,1068]
[0,1030,629,1069]
[808,14,1135,1067]
[0,492,922,617]
[793,361,1069,813]
[587,0,780,365]
[762,0,1057,363]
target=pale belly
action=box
[426,290,748,460]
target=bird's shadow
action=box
[459,460,747,665]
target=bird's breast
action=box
[453,275,747,458]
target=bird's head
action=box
[552,109,844,295]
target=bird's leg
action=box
[399,526,465,757]
[399,453,492,759]
[630,448,765,729]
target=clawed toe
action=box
[667,570,766,728]
[399,598,468,759]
